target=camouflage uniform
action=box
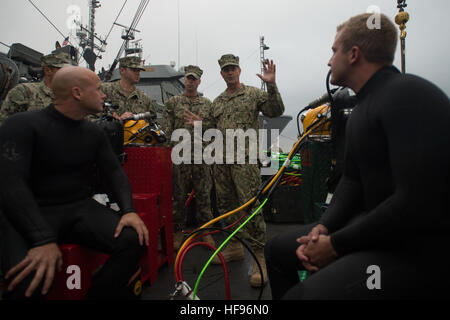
[101,56,157,117]
[211,54,285,249]
[162,65,214,232]
[0,52,71,124]
[101,81,156,117]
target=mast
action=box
[88,0,100,71]
[259,36,269,91]
[104,0,149,81]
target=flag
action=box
[62,36,69,46]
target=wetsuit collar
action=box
[46,104,84,125]
[356,65,400,100]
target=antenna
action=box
[126,39,143,58]
[177,0,181,70]
[260,36,270,90]
[104,0,149,81]
[88,0,101,71]
[73,1,107,71]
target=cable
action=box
[296,106,308,137]
[191,199,268,300]
[176,227,264,300]
[174,114,330,301]
[107,0,150,78]
[174,117,326,272]
[182,211,247,242]
[27,0,66,39]
[104,0,128,44]
[326,69,334,107]
[174,69,335,299]
[176,241,230,300]
[184,189,195,208]
[297,70,335,137]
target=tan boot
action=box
[173,231,185,251]
[249,249,268,287]
[211,240,245,264]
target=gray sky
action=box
[1,0,449,149]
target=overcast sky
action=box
[1,0,449,149]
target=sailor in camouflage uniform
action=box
[162,65,215,250]
[101,56,157,120]
[185,54,285,287]
[0,52,71,124]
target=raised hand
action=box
[256,59,277,84]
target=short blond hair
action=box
[337,13,398,65]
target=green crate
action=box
[270,152,302,171]
[299,140,332,224]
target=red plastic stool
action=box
[123,146,174,279]
[46,244,109,300]
[123,146,172,194]
[45,208,152,299]
[133,193,159,284]
[157,189,174,268]
[133,193,173,284]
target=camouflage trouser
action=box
[213,163,266,249]
[172,163,214,232]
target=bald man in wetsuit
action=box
[265,13,450,299]
[0,66,149,300]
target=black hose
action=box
[182,227,266,300]
[326,69,334,107]
[297,69,334,137]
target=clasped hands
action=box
[296,224,338,272]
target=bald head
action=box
[51,66,105,119]
[52,66,98,103]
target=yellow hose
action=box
[173,115,329,273]
[174,129,309,272]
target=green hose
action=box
[192,198,269,300]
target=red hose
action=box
[175,212,248,300]
[176,241,231,300]
[184,189,195,208]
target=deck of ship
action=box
[141,221,303,300]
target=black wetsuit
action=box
[0,104,142,299]
[265,66,450,299]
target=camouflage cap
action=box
[41,52,71,68]
[119,56,145,70]
[218,54,239,69]
[184,65,203,79]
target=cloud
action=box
[1,0,449,149]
